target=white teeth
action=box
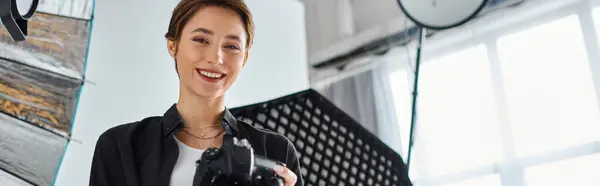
[199,70,223,78]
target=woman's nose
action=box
[207,46,224,65]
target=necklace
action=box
[182,122,222,138]
[183,127,225,140]
[184,123,221,130]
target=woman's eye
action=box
[193,38,209,44]
[225,45,240,50]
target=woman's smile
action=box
[196,68,227,83]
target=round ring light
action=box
[397,0,489,30]
[0,0,40,41]
[14,0,38,19]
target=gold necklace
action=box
[183,122,221,138]
[183,127,225,140]
[184,123,221,130]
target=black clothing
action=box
[89,104,304,186]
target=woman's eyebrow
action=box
[191,27,241,42]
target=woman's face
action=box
[168,6,248,100]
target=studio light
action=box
[397,0,488,29]
[395,0,489,169]
[0,0,39,42]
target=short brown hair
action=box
[165,0,255,48]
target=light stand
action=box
[406,26,425,169]
[395,0,490,170]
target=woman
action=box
[89,0,303,185]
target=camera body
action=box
[193,136,285,186]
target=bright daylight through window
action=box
[388,4,600,185]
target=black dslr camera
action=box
[193,136,285,186]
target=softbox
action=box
[230,89,413,186]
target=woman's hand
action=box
[274,165,297,186]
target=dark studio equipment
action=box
[0,0,39,42]
[193,135,285,186]
[230,89,413,186]
[395,0,489,169]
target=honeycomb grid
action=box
[230,89,413,186]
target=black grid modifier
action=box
[230,89,413,186]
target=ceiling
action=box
[302,0,411,66]
[300,0,525,85]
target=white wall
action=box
[302,0,408,65]
[52,0,308,185]
[225,0,308,107]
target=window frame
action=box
[388,0,600,185]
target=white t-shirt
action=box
[170,136,205,186]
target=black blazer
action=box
[89,104,304,186]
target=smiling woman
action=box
[89,1,303,186]
[165,1,252,101]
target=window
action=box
[389,69,425,181]
[389,45,504,180]
[389,69,412,159]
[417,45,503,177]
[524,153,600,186]
[497,15,600,158]
[389,4,600,185]
[592,6,600,43]
[443,174,502,186]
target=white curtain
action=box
[316,61,408,158]
[372,62,406,157]
[316,69,378,134]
